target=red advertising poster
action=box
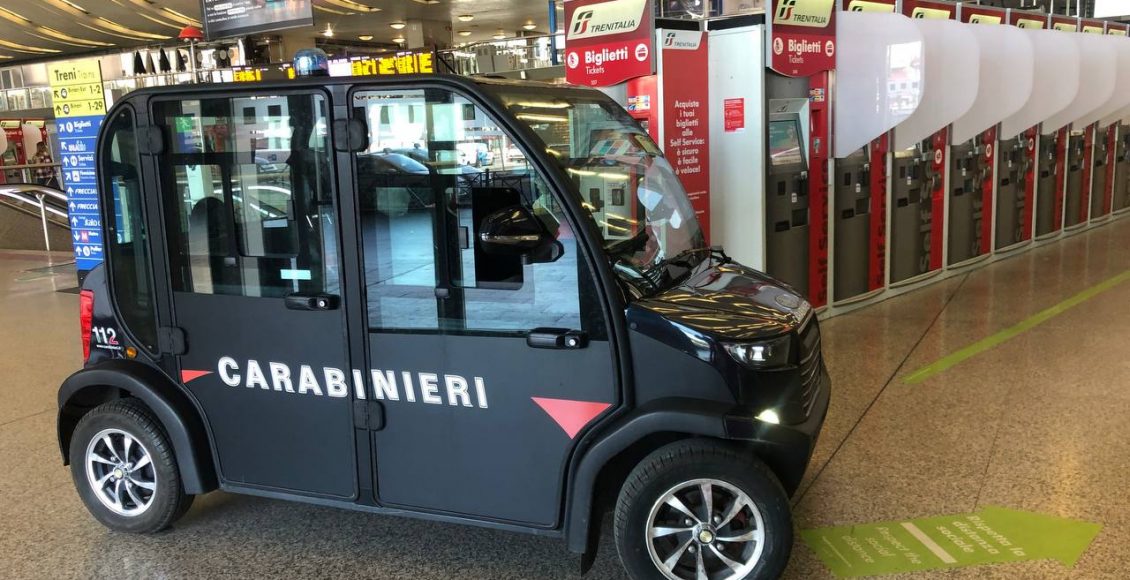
[868,133,889,291]
[564,0,654,87]
[808,73,831,306]
[659,29,711,241]
[767,0,836,77]
[901,0,954,20]
[1103,124,1117,216]
[979,126,996,254]
[929,128,948,271]
[625,74,659,142]
[1010,10,1047,29]
[1021,127,1038,240]
[723,98,744,132]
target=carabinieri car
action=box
[58,72,829,580]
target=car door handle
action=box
[285,293,340,311]
[527,328,588,350]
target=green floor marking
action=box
[903,269,1130,384]
[800,506,1101,577]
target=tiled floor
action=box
[3,217,1130,579]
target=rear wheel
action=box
[69,399,193,533]
[614,441,793,580]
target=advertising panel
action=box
[1108,22,1130,36]
[564,0,654,87]
[961,5,1004,25]
[1051,15,1079,32]
[659,29,710,241]
[201,0,314,40]
[903,0,955,20]
[50,59,106,274]
[1081,19,1106,34]
[767,0,836,76]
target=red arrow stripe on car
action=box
[181,370,212,383]
[532,397,611,439]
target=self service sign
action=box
[564,0,655,87]
[50,59,107,274]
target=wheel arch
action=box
[565,398,732,555]
[58,360,217,495]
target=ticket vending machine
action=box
[831,147,871,300]
[889,143,940,283]
[765,97,811,294]
[1116,128,1130,212]
[994,133,1028,249]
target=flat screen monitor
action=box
[769,119,806,168]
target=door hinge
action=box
[157,326,187,356]
[353,400,385,431]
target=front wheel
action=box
[614,441,793,580]
[68,399,193,533]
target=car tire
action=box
[69,399,193,534]
[614,440,793,580]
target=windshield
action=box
[492,85,707,292]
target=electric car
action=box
[58,73,829,580]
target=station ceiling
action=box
[0,0,559,64]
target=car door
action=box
[153,90,357,499]
[349,85,617,527]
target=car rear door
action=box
[152,89,358,499]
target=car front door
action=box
[153,90,358,499]
[349,85,617,527]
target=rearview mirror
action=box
[478,206,563,265]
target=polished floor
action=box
[4,217,1130,579]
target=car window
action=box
[155,92,338,298]
[353,87,606,339]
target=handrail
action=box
[2,162,62,171]
[0,184,71,251]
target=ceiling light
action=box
[522,21,537,30]
[457,30,472,37]
[492,30,507,40]
[392,35,406,43]
[358,34,373,41]
[457,14,474,22]
[390,22,406,29]
[323,24,334,37]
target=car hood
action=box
[634,261,810,341]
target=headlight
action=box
[723,335,792,369]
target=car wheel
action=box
[614,441,793,580]
[69,399,193,533]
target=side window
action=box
[155,93,337,298]
[353,88,605,338]
[102,108,158,350]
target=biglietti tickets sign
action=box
[767,0,836,77]
[564,0,655,87]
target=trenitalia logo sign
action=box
[566,0,646,40]
[846,0,895,12]
[772,0,835,28]
[662,30,702,50]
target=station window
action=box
[102,108,158,351]
[155,93,337,298]
[352,88,604,338]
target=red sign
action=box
[660,29,711,241]
[564,0,654,87]
[767,0,836,77]
[723,98,745,132]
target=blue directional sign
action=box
[59,115,105,272]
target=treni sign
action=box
[767,0,836,76]
[564,0,654,87]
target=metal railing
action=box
[0,163,70,251]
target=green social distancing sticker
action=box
[801,506,1101,577]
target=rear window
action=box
[102,108,158,351]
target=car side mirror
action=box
[478,205,563,265]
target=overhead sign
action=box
[961,6,1004,25]
[50,59,106,274]
[1108,23,1129,36]
[767,0,837,76]
[1011,11,1047,29]
[802,506,1101,577]
[201,0,313,40]
[1081,19,1106,34]
[903,0,955,20]
[659,29,711,241]
[846,0,895,12]
[564,0,654,87]
[1051,16,1079,32]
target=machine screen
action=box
[769,120,805,168]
